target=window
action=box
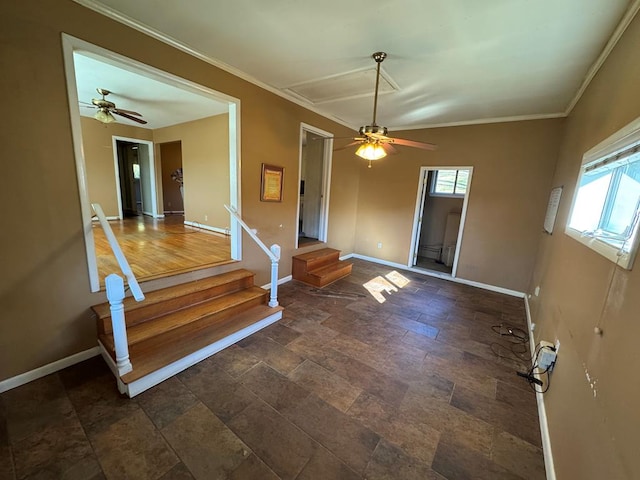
[431,169,469,196]
[566,117,640,269]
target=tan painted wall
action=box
[354,118,564,292]
[159,141,184,212]
[527,13,640,480]
[0,0,358,380]
[80,117,153,217]
[154,115,229,230]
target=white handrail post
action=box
[105,274,133,376]
[269,244,281,308]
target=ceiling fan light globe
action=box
[94,108,116,124]
[355,143,386,161]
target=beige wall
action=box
[81,117,153,217]
[0,0,358,380]
[159,141,184,212]
[527,13,640,480]
[155,115,229,229]
[354,118,564,292]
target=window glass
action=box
[432,169,469,196]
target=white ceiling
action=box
[74,0,637,131]
[73,51,228,129]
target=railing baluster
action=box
[105,274,133,376]
[269,244,281,307]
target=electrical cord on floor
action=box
[489,323,532,362]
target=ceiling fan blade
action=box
[113,108,143,116]
[333,141,363,152]
[388,137,438,151]
[112,110,148,125]
[380,143,398,155]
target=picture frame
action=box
[260,163,284,202]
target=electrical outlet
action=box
[204,215,208,221]
[377,242,383,249]
[534,286,540,296]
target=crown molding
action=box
[71,0,355,131]
[391,112,566,132]
[564,0,640,116]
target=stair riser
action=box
[304,252,341,270]
[98,276,255,334]
[308,265,352,287]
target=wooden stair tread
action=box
[101,286,267,349]
[292,247,340,262]
[92,269,255,319]
[120,304,284,383]
[309,260,352,278]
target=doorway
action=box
[409,167,473,276]
[296,123,333,247]
[113,137,158,218]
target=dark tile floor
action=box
[0,259,546,479]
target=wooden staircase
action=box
[292,248,352,288]
[92,269,283,397]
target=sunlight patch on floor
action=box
[363,270,409,303]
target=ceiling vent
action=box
[284,67,398,105]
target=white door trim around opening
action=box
[295,123,334,248]
[408,166,474,278]
[62,33,242,292]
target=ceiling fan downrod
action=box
[371,51,386,127]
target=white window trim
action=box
[565,115,640,270]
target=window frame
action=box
[430,169,469,198]
[565,115,640,270]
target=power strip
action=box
[537,341,557,371]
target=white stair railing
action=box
[225,205,280,307]
[92,203,145,376]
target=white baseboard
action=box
[184,220,230,235]
[347,253,525,298]
[261,275,292,290]
[524,296,556,480]
[0,346,101,393]
[92,216,120,221]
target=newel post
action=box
[268,244,281,307]
[105,274,133,376]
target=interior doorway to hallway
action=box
[409,167,473,276]
[296,123,333,247]
[112,136,158,219]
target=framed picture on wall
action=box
[260,164,284,202]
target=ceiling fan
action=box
[337,52,437,167]
[81,88,147,125]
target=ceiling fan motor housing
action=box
[359,125,388,137]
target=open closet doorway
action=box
[296,123,333,247]
[409,167,473,276]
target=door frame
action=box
[295,123,334,248]
[62,34,242,292]
[112,136,159,219]
[408,166,474,277]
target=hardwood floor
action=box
[93,214,232,283]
